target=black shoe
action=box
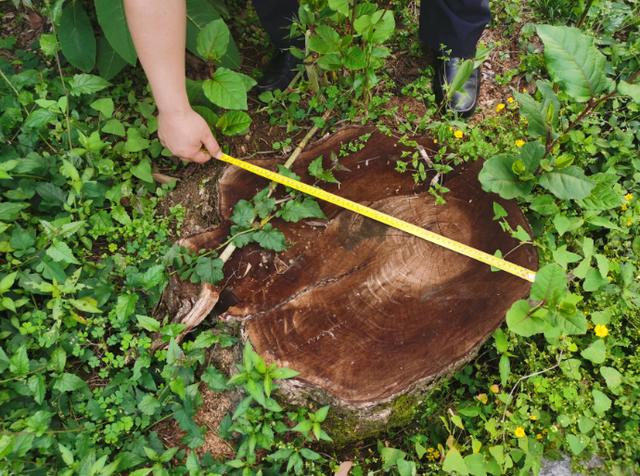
[434,56,481,119]
[256,50,302,93]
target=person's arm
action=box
[124,0,220,163]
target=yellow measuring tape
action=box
[217,153,537,283]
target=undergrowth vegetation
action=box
[1,0,640,475]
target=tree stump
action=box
[168,126,538,443]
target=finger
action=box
[202,134,222,159]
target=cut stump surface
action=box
[174,126,537,417]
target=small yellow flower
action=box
[523,88,527,93]
[542,429,548,434]
[496,103,506,112]
[515,427,526,438]
[537,434,543,439]
[621,204,628,211]
[625,193,633,200]
[476,393,488,404]
[434,139,438,144]
[454,130,463,139]
[594,324,609,338]
[449,127,453,131]
[627,221,633,227]
[515,139,525,147]
[608,276,614,281]
[490,384,500,393]
[530,415,538,421]
[508,97,514,103]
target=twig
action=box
[501,337,566,443]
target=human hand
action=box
[158,109,221,163]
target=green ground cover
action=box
[0,0,639,474]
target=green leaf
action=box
[203,68,247,109]
[308,25,340,54]
[219,110,252,136]
[230,200,256,228]
[618,80,640,104]
[464,453,487,476]
[54,373,88,392]
[538,166,596,200]
[244,378,266,406]
[126,129,151,154]
[23,108,59,129]
[58,0,96,72]
[96,35,129,80]
[499,354,510,386]
[314,405,330,423]
[167,338,184,365]
[443,447,469,475]
[447,59,475,103]
[592,389,611,413]
[195,256,223,284]
[103,118,126,136]
[270,367,300,379]
[137,315,161,332]
[116,294,138,321]
[232,395,254,420]
[170,377,186,398]
[139,395,161,415]
[600,366,622,389]
[94,0,137,64]
[59,443,74,465]
[530,264,566,302]
[202,366,229,391]
[28,373,46,404]
[567,434,589,455]
[0,202,29,221]
[253,228,288,251]
[0,435,15,460]
[536,25,613,102]
[26,410,54,436]
[192,105,218,129]
[90,98,115,118]
[506,300,545,336]
[328,0,349,15]
[186,0,240,69]
[9,345,29,375]
[583,268,610,292]
[46,241,80,264]
[560,358,581,380]
[513,92,552,140]
[317,53,342,71]
[192,330,219,349]
[578,416,595,434]
[581,339,606,364]
[585,215,622,231]
[277,197,327,222]
[479,155,533,199]
[69,298,102,313]
[69,74,111,96]
[342,46,367,70]
[197,18,229,61]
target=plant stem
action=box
[0,366,47,385]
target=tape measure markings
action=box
[219,153,537,283]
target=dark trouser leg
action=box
[252,0,303,51]
[419,0,491,57]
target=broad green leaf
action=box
[103,118,126,136]
[506,300,546,336]
[58,0,96,72]
[47,241,80,264]
[514,91,551,139]
[447,59,475,103]
[96,35,129,81]
[90,98,115,118]
[115,294,138,321]
[579,181,624,210]
[369,9,395,43]
[54,373,88,392]
[253,228,288,251]
[0,435,15,460]
[583,268,610,292]
[342,46,367,70]
[592,389,611,413]
[314,405,330,423]
[553,245,581,269]
[197,19,229,61]
[443,447,469,475]
[202,366,229,391]
[531,264,566,302]
[28,372,46,404]
[270,367,300,379]
[192,330,219,349]
[464,453,487,476]
[131,157,154,183]
[69,298,102,313]
[538,166,596,200]
[94,0,137,64]
[308,25,340,54]
[23,108,59,129]
[537,25,613,102]
[167,338,184,365]
[192,105,218,129]
[585,215,622,231]
[186,0,240,69]
[219,110,252,135]
[600,366,622,389]
[126,129,151,154]
[591,309,612,325]
[530,194,559,216]
[317,53,342,71]
[578,416,595,434]
[230,200,255,227]
[136,315,161,332]
[59,443,74,465]
[618,80,640,104]
[141,264,165,289]
[478,155,533,199]
[203,68,248,110]
[26,410,54,436]
[581,339,606,364]
[139,395,161,415]
[0,202,29,221]
[567,434,589,455]
[195,256,223,284]
[69,74,111,96]
[328,0,349,15]
[277,197,327,222]
[560,358,581,380]
[9,345,29,375]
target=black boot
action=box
[256,50,302,93]
[434,56,481,119]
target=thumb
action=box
[202,133,222,159]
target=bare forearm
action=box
[124,0,190,114]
